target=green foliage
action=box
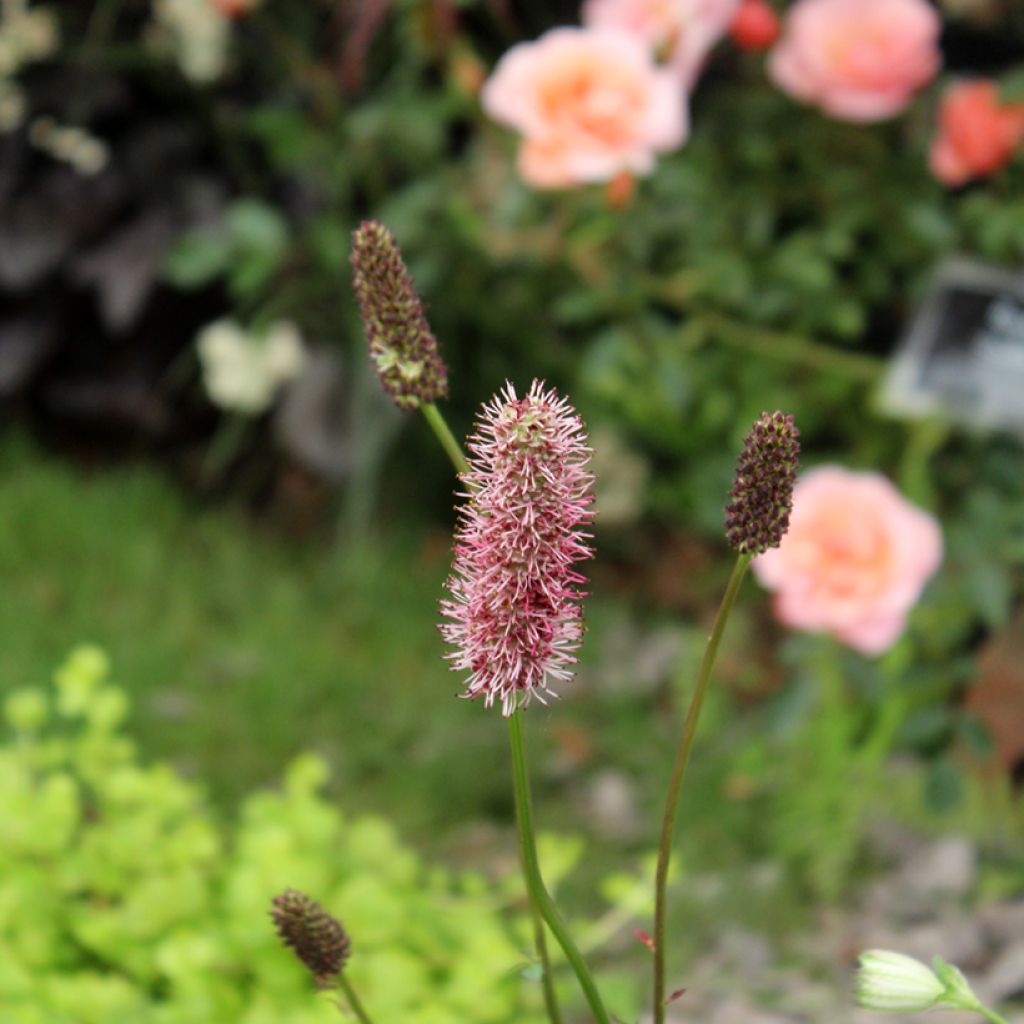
[0,647,555,1023]
[164,199,290,303]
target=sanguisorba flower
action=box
[271,889,351,987]
[481,27,688,189]
[725,411,800,556]
[440,381,595,716]
[350,220,449,410]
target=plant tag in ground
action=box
[881,258,1024,436]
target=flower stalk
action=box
[651,551,750,1023]
[422,401,469,476]
[509,710,610,1024]
[421,392,564,1024]
[336,972,374,1024]
[652,411,799,1023]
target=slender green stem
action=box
[652,553,751,1023]
[508,711,611,1024]
[422,402,470,476]
[422,402,561,1022]
[202,413,250,486]
[692,311,884,383]
[527,847,565,1024]
[976,1006,1010,1024]
[335,972,374,1024]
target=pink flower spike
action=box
[440,381,596,716]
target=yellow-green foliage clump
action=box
[0,647,550,1024]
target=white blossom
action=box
[197,319,306,415]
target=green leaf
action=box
[923,756,963,814]
[1000,68,1024,104]
[163,230,231,288]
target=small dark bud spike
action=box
[725,411,800,555]
[350,220,449,410]
[271,888,351,986]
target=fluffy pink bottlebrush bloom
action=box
[440,381,596,716]
[582,0,740,87]
[752,467,943,655]
[481,27,688,189]
[768,0,941,123]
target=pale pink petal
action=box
[752,466,943,655]
[767,0,941,123]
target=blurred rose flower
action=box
[769,0,941,122]
[752,466,943,655]
[930,80,1024,186]
[481,27,687,189]
[197,319,305,415]
[581,0,739,86]
[729,0,780,52]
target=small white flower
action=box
[856,951,946,1013]
[149,0,231,82]
[197,318,305,415]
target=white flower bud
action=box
[856,951,947,1013]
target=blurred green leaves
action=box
[164,198,289,302]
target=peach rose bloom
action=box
[769,0,941,122]
[930,80,1024,186]
[582,0,740,86]
[752,467,943,655]
[481,27,688,189]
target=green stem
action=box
[335,972,374,1024]
[422,402,469,476]
[508,711,611,1024]
[692,311,883,383]
[976,1006,1010,1024]
[202,413,250,486]
[528,852,565,1024]
[422,402,561,1022]
[652,553,751,1023]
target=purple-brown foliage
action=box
[440,381,596,716]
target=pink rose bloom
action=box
[582,0,739,87]
[769,0,941,122]
[752,467,943,655]
[481,27,688,189]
